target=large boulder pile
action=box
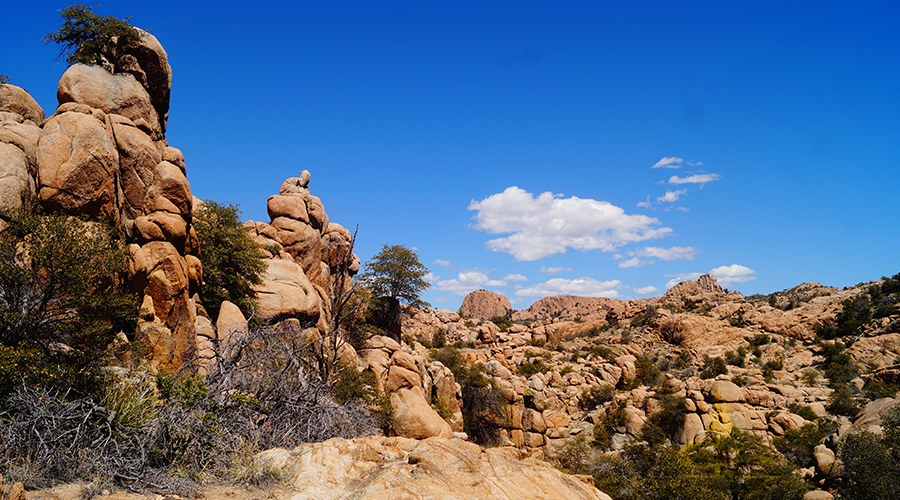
[0,31,199,369]
[242,171,359,329]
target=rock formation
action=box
[260,436,612,500]
[0,31,198,370]
[459,289,513,320]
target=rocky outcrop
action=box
[242,171,359,330]
[259,436,612,500]
[1,31,197,369]
[460,289,513,320]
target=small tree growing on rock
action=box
[357,244,430,339]
[193,200,267,321]
[44,4,143,66]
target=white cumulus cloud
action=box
[433,259,451,267]
[657,189,687,203]
[665,264,756,288]
[634,285,659,294]
[469,187,673,261]
[634,246,698,261]
[710,264,757,284]
[619,257,653,268]
[433,270,527,295]
[515,278,622,298]
[668,173,721,185]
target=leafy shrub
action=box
[864,380,899,400]
[700,356,728,379]
[0,210,139,398]
[747,333,771,348]
[518,358,550,377]
[725,347,747,367]
[550,434,592,475]
[762,360,783,381]
[774,420,836,467]
[633,356,662,387]
[588,344,616,361]
[580,385,615,410]
[44,4,143,66]
[193,200,267,321]
[429,347,505,445]
[828,384,861,417]
[788,403,820,422]
[838,427,900,500]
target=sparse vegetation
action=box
[44,4,143,66]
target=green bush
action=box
[700,356,728,379]
[429,347,505,445]
[193,200,267,321]
[44,4,143,66]
[828,384,861,417]
[0,210,139,398]
[518,357,550,377]
[580,385,615,410]
[774,421,836,467]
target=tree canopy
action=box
[43,4,143,66]
[358,244,430,309]
[193,200,267,321]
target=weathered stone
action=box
[460,289,513,320]
[706,380,743,403]
[252,258,320,322]
[0,83,44,123]
[390,388,454,439]
[267,194,309,222]
[144,161,192,216]
[37,110,117,221]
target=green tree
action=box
[193,200,267,321]
[0,210,139,397]
[357,244,430,338]
[44,4,143,66]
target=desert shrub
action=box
[193,200,267,321]
[518,358,550,377]
[580,385,615,410]
[0,74,9,85]
[594,430,808,500]
[725,346,747,367]
[588,344,616,361]
[0,210,139,398]
[551,434,592,475]
[700,356,728,379]
[44,4,143,66]
[747,333,771,348]
[801,369,820,386]
[429,347,505,445]
[838,428,900,500]
[828,384,861,417]
[630,305,658,329]
[489,314,513,332]
[645,394,688,444]
[632,356,662,387]
[732,375,749,387]
[820,342,859,387]
[592,422,611,449]
[432,330,447,348]
[729,309,748,327]
[788,403,820,422]
[762,360,783,381]
[864,380,899,400]
[774,421,835,467]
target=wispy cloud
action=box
[540,266,572,274]
[668,173,721,185]
[634,285,659,294]
[424,272,440,282]
[634,246,698,261]
[637,196,652,208]
[504,273,529,282]
[652,157,684,169]
[651,157,702,169]
[657,189,687,203]
[469,187,673,261]
[515,278,622,298]
[433,259,451,267]
[618,257,653,268]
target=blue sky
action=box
[5,1,899,309]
